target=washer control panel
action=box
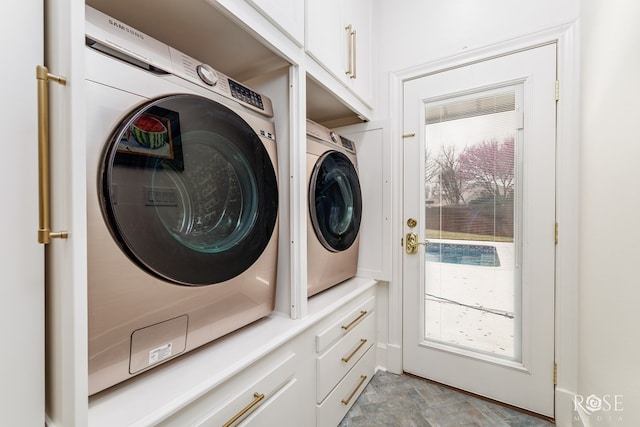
[229,80,265,111]
[170,49,273,117]
[196,64,218,86]
[84,5,274,118]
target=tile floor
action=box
[338,371,555,427]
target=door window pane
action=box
[423,87,521,361]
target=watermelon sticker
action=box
[117,108,180,163]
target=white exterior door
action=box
[402,44,557,416]
[0,2,45,424]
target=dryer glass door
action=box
[100,94,278,286]
[309,151,362,252]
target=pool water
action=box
[426,243,500,267]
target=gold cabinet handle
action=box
[341,310,367,331]
[345,24,354,77]
[341,375,367,405]
[222,392,265,427]
[351,29,357,79]
[341,339,367,363]
[36,65,68,244]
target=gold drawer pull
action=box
[341,375,367,406]
[341,310,367,331]
[222,392,265,427]
[341,339,367,363]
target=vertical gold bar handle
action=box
[36,65,68,244]
[345,24,353,77]
[351,29,357,79]
[222,392,265,427]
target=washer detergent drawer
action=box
[157,350,296,426]
[316,345,375,427]
[315,296,375,353]
[316,312,375,403]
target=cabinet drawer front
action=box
[241,376,300,427]
[316,313,375,403]
[316,345,375,427]
[158,352,295,426]
[315,296,375,353]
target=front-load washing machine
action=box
[85,6,279,395]
[306,119,362,296]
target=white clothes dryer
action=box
[306,119,362,296]
[85,6,279,395]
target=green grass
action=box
[425,229,514,243]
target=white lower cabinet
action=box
[317,346,375,427]
[316,307,376,402]
[87,280,377,426]
[314,294,377,426]
[158,347,305,426]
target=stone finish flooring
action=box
[338,371,555,426]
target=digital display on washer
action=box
[229,79,264,110]
[340,136,355,151]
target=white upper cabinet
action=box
[306,0,373,105]
[306,0,344,75]
[343,0,372,104]
[247,0,305,46]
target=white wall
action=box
[579,1,640,424]
[372,0,579,121]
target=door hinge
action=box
[555,80,560,101]
[553,362,558,385]
[555,222,558,244]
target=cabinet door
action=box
[305,0,346,81]
[336,122,391,281]
[0,1,45,425]
[343,0,372,103]
[306,0,372,104]
[248,0,305,45]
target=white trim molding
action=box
[387,21,580,424]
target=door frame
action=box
[386,22,579,425]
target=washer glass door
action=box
[309,151,362,252]
[100,94,278,285]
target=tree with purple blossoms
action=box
[457,137,515,201]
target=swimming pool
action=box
[426,242,500,267]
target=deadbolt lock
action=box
[406,218,417,228]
